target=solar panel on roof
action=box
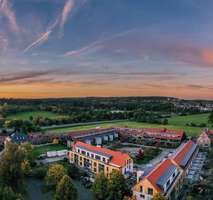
[156,165,177,188]
[180,143,197,167]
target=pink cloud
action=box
[0,0,20,33]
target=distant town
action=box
[0,97,213,200]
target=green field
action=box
[168,113,210,126]
[6,111,66,120]
[46,113,212,137]
[32,144,68,158]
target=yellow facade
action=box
[69,151,130,177]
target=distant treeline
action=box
[0,97,212,132]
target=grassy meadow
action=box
[6,111,67,120]
[45,113,212,137]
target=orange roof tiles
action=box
[172,140,195,166]
[74,141,130,167]
[146,159,175,192]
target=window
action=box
[95,155,101,160]
[80,156,82,161]
[94,168,97,172]
[147,188,153,195]
[87,152,90,157]
[140,186,143,192]
[94,162,97,166]
[166,180,170,187]
[77,149,80,153]
[82,151,86,155]
[103,157,106,162]
[91,154,94,158]
[106,167,109,171]
[173,172,176,177]
[140,194,145,198]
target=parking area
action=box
[186,151,207,183]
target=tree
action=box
[0,187,23,200]
[67,164,80,179]
[186,196,193,200]
[20,143,34,163]
[108,170,129,200]
[21,160,31,176]
[209,112,213,123]
[153,193,166,200]
[0,143,26,191]
[55,175,77,200]
[46,164,66,187]
[92,172,109,200]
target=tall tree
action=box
[0,187,23,200]
[153,193,166,200]
[54,175,77,200]
[108,170,129,200]
[0,143,26,191]
[46,164,66,188]
[92,172,109,200]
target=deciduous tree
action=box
[92,172,109,200]
[54,175,77,200]
[46,164,66,188]
[108,170,129,200]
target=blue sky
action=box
[0,0,213,98]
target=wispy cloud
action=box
[64,40,102,56]
[23,0,87,53]
[0,70,57,84]
[64,28,137,57]
[0,0,20,33]
[60,0,75,29]
[23,30,52,53]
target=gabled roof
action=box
[146,159,178,192]
[172,140,197,168]
[73,141,130,167]
[143,128,184,140]
[206,130,213,135]
[10,133,28,144]
[197,131,211,143]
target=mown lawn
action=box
[32,144,68,158]
[6,111,67,120]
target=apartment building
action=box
[117,128,185,146]
[171,140,198,175]
[197,131,211,149]
[133,140,198,200]
[133,159,183,200]
[68,141,133,176]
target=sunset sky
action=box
[0,0,213,99]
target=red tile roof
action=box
[206,130,213,135]
[73,141,130,167]
[143,128,184,140]
[146,159,175,192]
[119,127,184,140]
[172,140,196,166]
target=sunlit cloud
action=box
[202,49,213,65]
[0,0,20,33]
[60,0,75,29]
